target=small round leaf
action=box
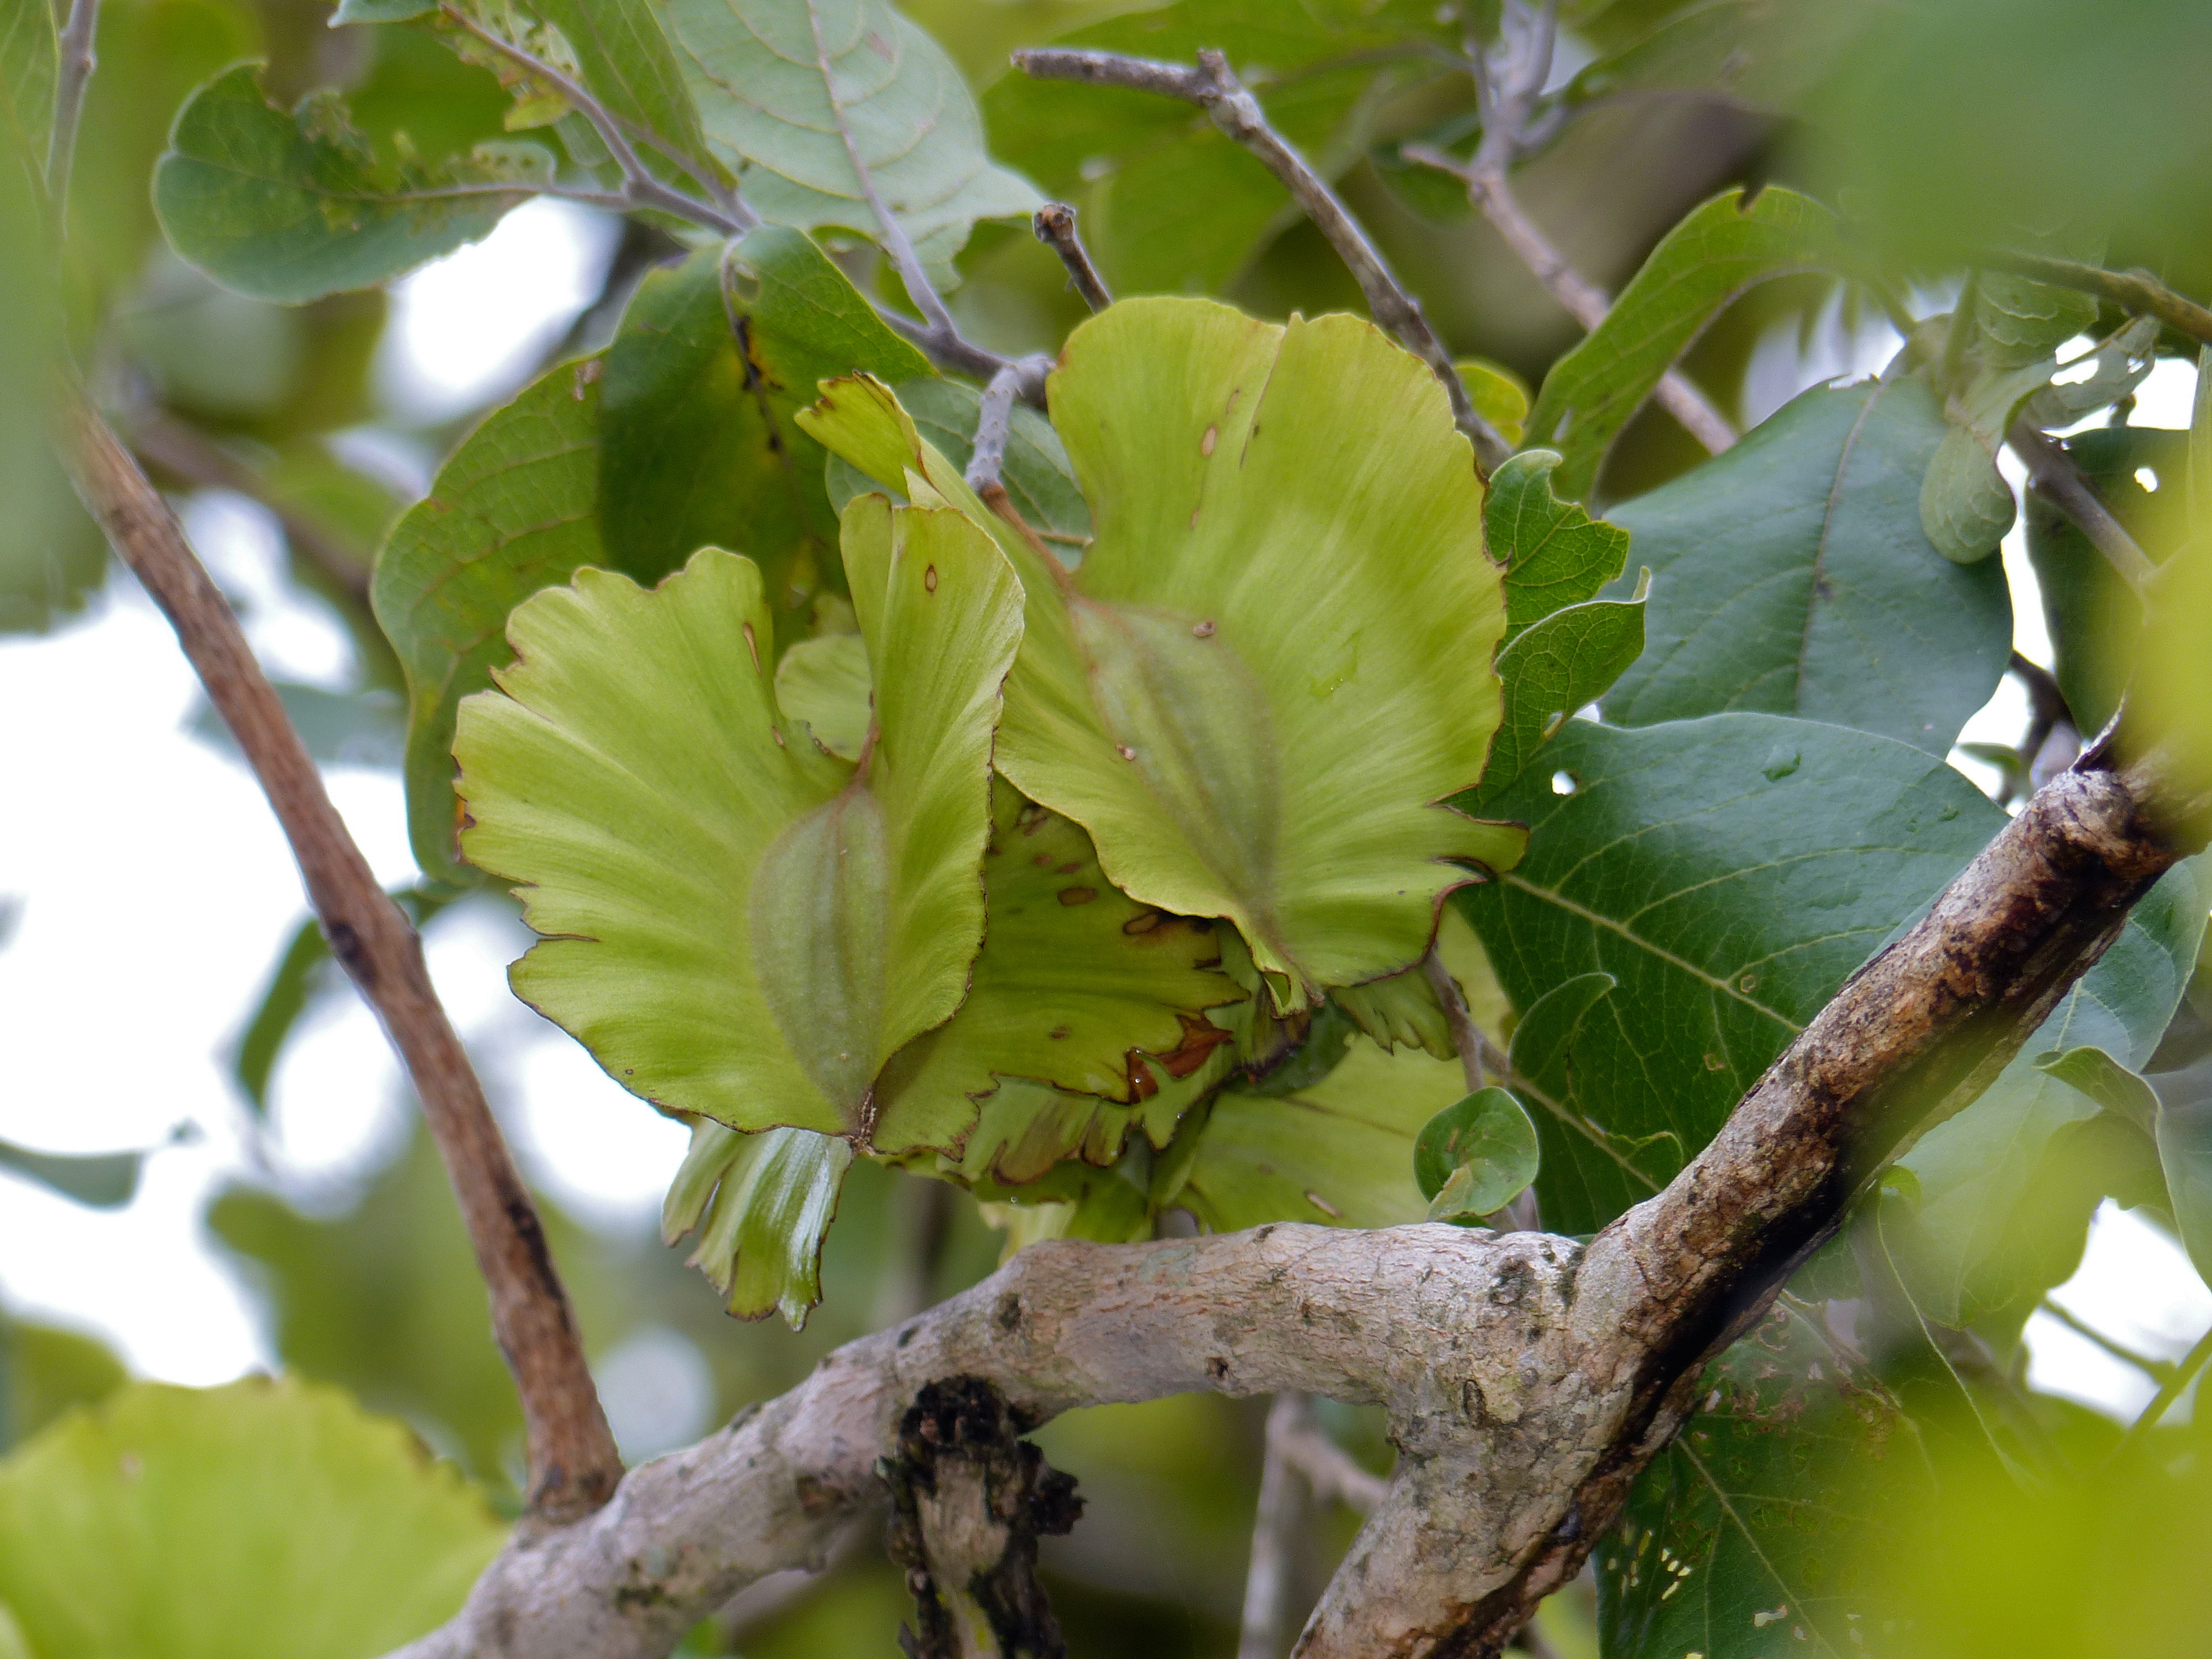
[1413,1087,1540,1222]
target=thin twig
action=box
[59,394,623,1524]
[1982,249,2212,352]
[438,4,751,236]
[1238,1393,1312,1659]
[2037,1296,2175,1383]
[1033,204,1113,312]
[2115,1318,2212,1455]
[1406,145,1735,456]
[128,411,374,601]
[1272,1409,1388,1515]
[963,362,1025,495]
[45,0,100,218]
[2010,420,2159,594]
[1015,46,1511,474]
[1425,948,1488,1094]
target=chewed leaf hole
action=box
[1551,770,1579,796]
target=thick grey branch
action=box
[1014,46,1510,473]
[2010,420,2159,594]
[61,396,624,1523]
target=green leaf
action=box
[372,354,608,884]
[2150,1056,2212,1288]
[981,1,1453,295]
[1603,379,2013,754]
[1474,586,1647,805]
[802,298,1526,1009]
[1458,712,2004,1235]
[1,0,56,173]
[1485,448,1631,639]
[2025,426,2192,733]
[0,1376,505,1657]
[827,377,1093,554]
[1563,0,1886,122]
[514,0,717,184]
[661,1119,853,1328]
[1177,1032,1470,1232]
[1525,187,1848,502]
[153,65,551,304]
[2037,1045,2161,1136]
[1506,970,1617,1080]
[191,680,404,768]
[669,0,1038,268]
[774,630,871,760]
[1,1316,126,1452]
[1917,420,2015,565]
[1599,1303,1927,1659]
[0,1139,143,1209]
[1890,860,2207,1322]
[601,228,931,625]
[457,528,1022,1150]
[1413,1087,1540,1222]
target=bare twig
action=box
[1238,1394,1312,1659]
[1271,1405,1388,1515]
[128,411,373,602]
[1033,204,1113,312]
[1423,948,1541,1232]
[964,362,1025,495]
[2001,651,2078,806]
[2037,1296,2174,1383]
[2115,1318,2212,1454]
[1983,249,2212,352]
[45,0,100,217]
[60,395,623,1524]
[1405,145,1736,456]
[1014,46,1511,473]
[437,4,752,237]
[2010,420,2159,593]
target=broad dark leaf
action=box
[1599,1302,1929,1659]
[1458,712,2001,1235]
[0,1140,144,1209]
[1603,379,2013,755]
[154,65,552,304]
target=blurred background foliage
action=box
[6,0,2212,1654]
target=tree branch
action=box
[963,362,1025,497]
[1014,46,1511,474]
[387,721,2205,1658]
[437,4,751,237]
[60,395,623,1524]
[2010,420,2160,594]
[2115,1317,2212,1454]
[1404,145,1736,457]
[1981,249,2212,352]
[1033,204,1113,313]
[45,0,100,217]
[1238,1393,1312,1659]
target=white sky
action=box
[0,206,2203,1430]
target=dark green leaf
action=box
[1457,712,2002,1235]
[1472,588,1647,804]
[602,226,932,615]
[1603,379,2013,754]
[2025,426,2192,733]
[1413,1087,1540,1220]
[1917,421,2015,566]
[0,1140,143,1209]
[190,681,404,768]
[1563,0,1885,122]
[372,354,607,883]
[522,0,716,185]
[1506,971,1616,1080]
[1599,1303,1927,1659]
[1526,187,1848,502]
[1486,448,1631,639]
[154,65,551,304]
[2150,1053,2212,1287]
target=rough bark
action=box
[388,733,2203,1655]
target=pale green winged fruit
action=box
[800,297,1527,1012]
[455,517,1021,1153]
